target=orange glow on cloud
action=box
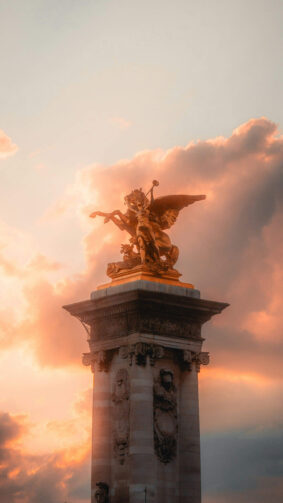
[0,117,282,502]
[0,129,18,159]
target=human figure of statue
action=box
[124,189,159,265]
[153,369,177,463]
[90,180,206,277]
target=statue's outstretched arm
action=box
[90,210,135,236]
[90,211,111,219]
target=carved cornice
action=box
[63,289,229,344]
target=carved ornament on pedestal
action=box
[94,482,109,503]
[112,368,130,465]
[82,350,113,372]
[183,350,210,372]
[153,369,178,464]
[119,342,164,366]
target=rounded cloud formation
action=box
[0,117,282,503]
[0,411,90,503]
[1,117,282,376]
[0,129,18,159]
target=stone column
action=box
[91,363,111,503]
[179,361,201,503]
[63,279,228,503]
[129,355,155,503]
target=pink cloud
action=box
[0,117,282,502]
[1,118,282,381]
[109,116,132,130]
[0,412,90,503]
[0,129,18,159]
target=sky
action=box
[0,1,283,502]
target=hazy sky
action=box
[0,1,283,502]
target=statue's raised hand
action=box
[89,211,98,218]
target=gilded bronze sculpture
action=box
[90,180,205,282]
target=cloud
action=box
[0,411,90,503]
[0,412,27,447]
[0,117,282,378]
[26,253,63,273]
[109,116,132,130]
[199,369,283,433]
[202,429,283,503]
[0,130,18,159]
[0,115,282,503]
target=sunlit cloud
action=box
[109,116,132,130]
[0,412,91,503]
[0,129,18,159]
[0,117,282,502]
[1,118,282,375]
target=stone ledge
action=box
[91,279,201,300]
[88,332,202,353]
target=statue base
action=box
[98,264,194,290]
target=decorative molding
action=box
[139,317,201,340]
[63,289,229,340]
[182,350,210,371]
[72,298,205,342]
[183,349,193,364]
[153,369,177,464]
[194,351,210,372]
[112,368,130,464]
[82,350,113,372]
[119,342,164,366]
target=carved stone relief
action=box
[85,308,202,342]
[139,317,201,339]
[112,368,130,464]
[119,342,164,366]
[94,482,109,503]
[153,369,177,463]
[182,350,210,371]
[82,350,113,372]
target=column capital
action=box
[82,350,113,372]
[183,350,210,372]
[119,342,164,366]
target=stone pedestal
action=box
[63,280,227,503]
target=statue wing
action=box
[150,194,206,217]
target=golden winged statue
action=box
[90,180,205,282]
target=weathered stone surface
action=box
[63,281,228,502]
[112,368,130,465]
[63,280,228,343]
[91,279,201,300]
[153,369,177,464]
